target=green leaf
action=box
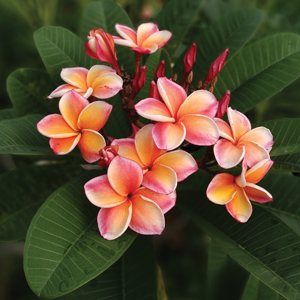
[174,8,264,83]
[177,171,300,300]
[214,33,300,112]
[60,235,157,300]
[7,68,58,117]
[137,49,172,101]
[241,275,285,300]
[0,108,16,120]
[0,164,83,241]
[154,0,205,61]
[79,0,135,74]
[24,172,137,298]
[34,26,98,84]
[272,153,300,173]
[0,114,52,155]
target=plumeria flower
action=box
[206,159,273,223]
[48,65,123,99]
[111,124,198,194]
[135,77,220,150]
[37,90,112,163]
[214,107,274,169]
[113,23,172,54]
[84,155,176,240]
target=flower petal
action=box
[129,194,164,235]
[78,101,112,131]
[238,127,274,152]
[135,98,175,122]
[48,84,83,99]
[98,200,132,240]
[152,122,186,150]
[245,159,274,184]
[84,174,127,207]
[225,187,252,223]
[142,164,177,194]
[108,156,143,196]
[154,150,198,182]
[137,23,158,46]
[49,135,80,155]
[157,77,187,117]
[134,187,176,214]
[227,107,251,141]
[241,141,270,168]
[78,129,106,163]
[113,36,137,47]
[37,114,77,138]
[135,124,166,167]
[214,118,234,142]
[180,114,219,146]
[61,67,88,90]
[206,173,237,204]
[132,44,158,54]
[214,139,245,169]
[244,183,273,203]
[115,24,137,44]
[142,30,172,49]
[59,90,89,131]
[86,65,116,87]
[177,90,218,120]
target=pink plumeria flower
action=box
[135,77,220,150]
[207,159,273,223]
[111,124,198,194]
[84,155,176,240]
[214,107,274,169]
[37,90,112,163]
[113,23,172,54]
[48,65,123,99]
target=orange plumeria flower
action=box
[37,90,112,163]
[111,124,198,194]
[207,159,273,223]
[113,23,172,54]
[84,155,176,240]
[48,65,123,99]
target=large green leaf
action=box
[60,235,157,300]
[272,153,300,173]
[0,164,83,241]
[174,8,264,84]
[177,171,300,300]
[0,108,16,120]
[79,0,135,74]
[214,33,300,112]
[24,172,137,298]
[7,68,58,117]
[0,114,52,155]
[34,26,98,84]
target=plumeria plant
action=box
[2,0,300,299]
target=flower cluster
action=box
[37,22,274,240]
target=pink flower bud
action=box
[183,43,197,74]
[154,60,165,81]
[149,81,162,101]
[85,28,118,68]
[98,145,119,168]
[205,48,229,84]
[216,90,231,119]
[132,66,147,95]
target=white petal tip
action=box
[235,214,249,223]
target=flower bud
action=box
[204,48,229,84]
[154,60,165,81]
[132,66,147,96]
[183,43,197,74]
[187,71,193,84]
[149,81,162,100]
[98,145,119,168]
[216,90,231,119]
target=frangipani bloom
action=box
[113,23,172,54]
[207,159,273,223]
[37,90,112,163]
[214,107,274,169]
[111,124,198,194]
[135,77,220,150]
[48,65,123,99]
[84,155,176,240]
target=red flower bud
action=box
[216,90,231,119]
[132,66,147,96]
[183,43,197,74]
[98,145,119,168]
[149,81,162,101]
[154,60,165,81]
[205,48,229,84]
